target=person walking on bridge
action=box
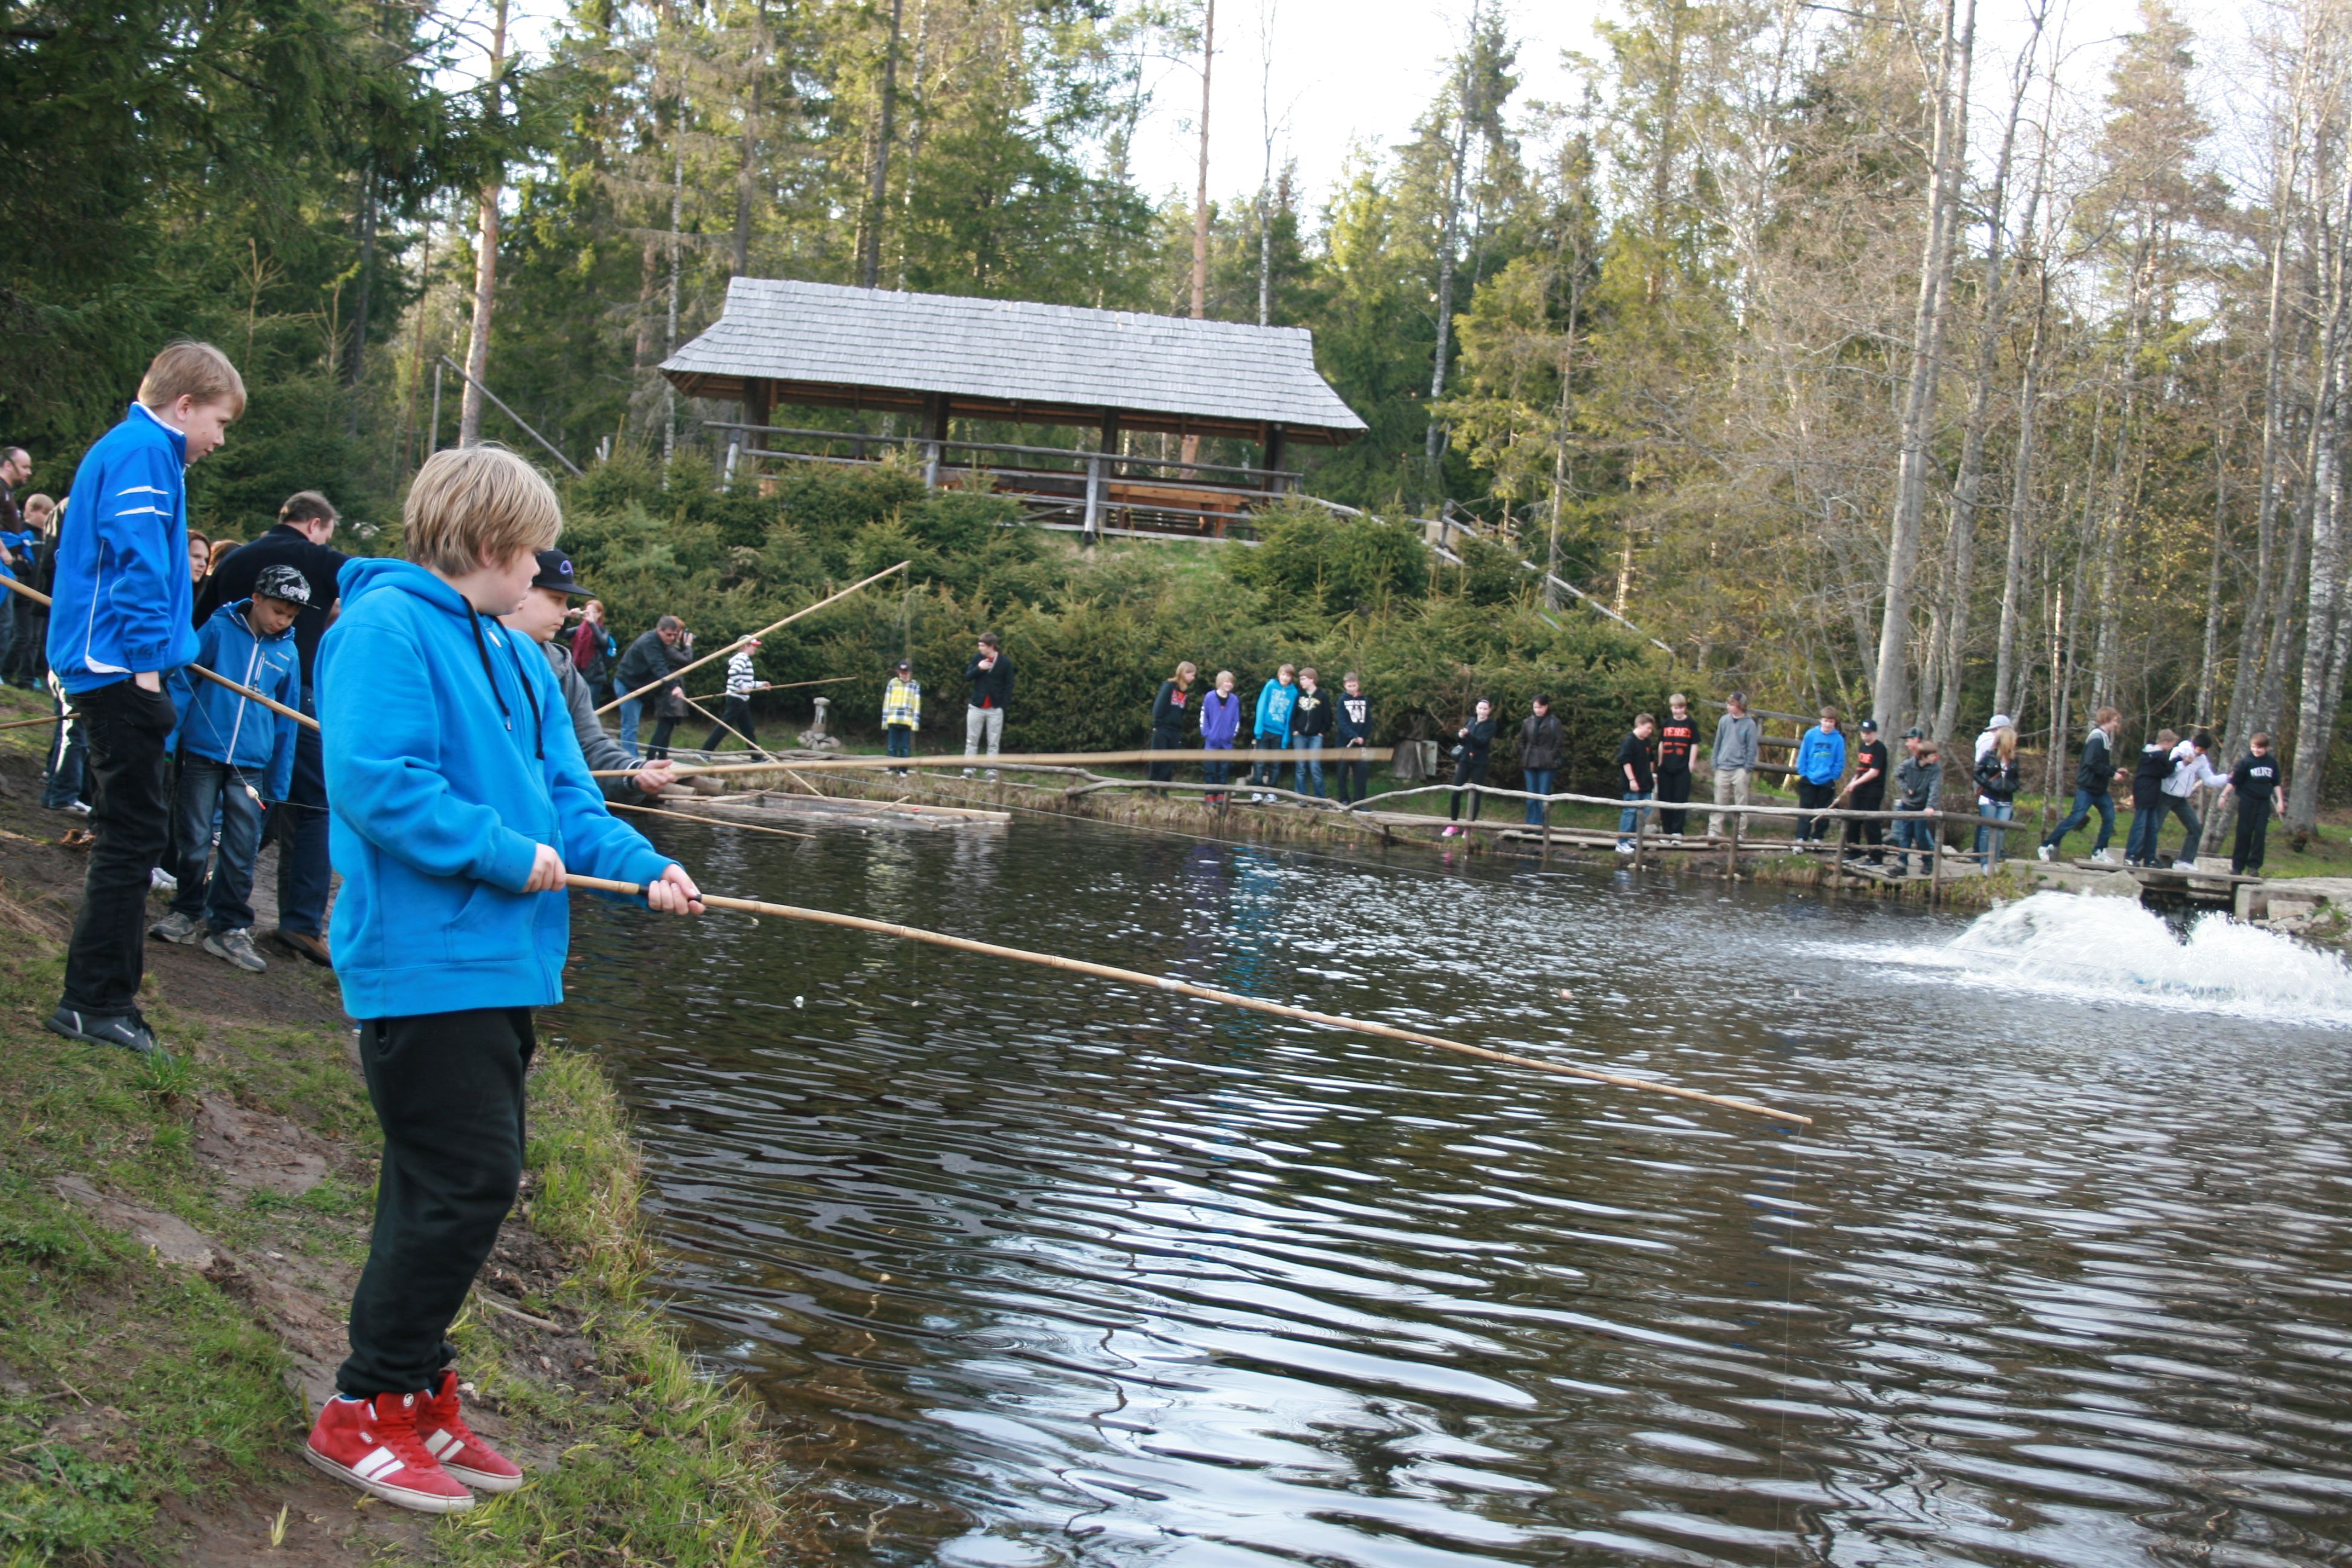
[2037,707,2128,864]
[702,638,769,753]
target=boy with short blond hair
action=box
[304,445,705,1514]
[44,341,246,1057]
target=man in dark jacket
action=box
[1518,695,1563,827]
[2039,706,2128,863]
[962,631,1013,775]
[197,490,348,965]
[612,616,689,760]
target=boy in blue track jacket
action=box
[301,446,705,1515]
[44,342,244,1059]
[1248,662,1298,799]
[149,565,308,970]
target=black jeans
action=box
[339,1007,535,1397]
[1842,788,1884,862]
[1795,780,1837,842]
[647,717,680,759]
[1449,757,1489,821]
[60,678,176,1015]
[6,607,43,685]
[702,696,756,752]
[169,754,264,932]
[2233,797,2273,874]
[1336,750,1370,805]
[1148,728,1181,788]
[1656,768,1691,834]
[264,708,332,937]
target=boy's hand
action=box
[524,843,567,892]
[633,759,676,796]
[647,863,704,915]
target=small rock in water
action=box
[794,995,805,1008]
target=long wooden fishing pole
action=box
[607,799,812,839]
[595,561,909,716]
[679,692,768,758]
[0,710,73,732]
[564,872,1811,1126]
[0,575,318,730]
[589,745,1391,779]
[684,674,858,702]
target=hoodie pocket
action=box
[444,880,527,965]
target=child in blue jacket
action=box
[302,446,704,1516]
[1249,662,1298,799]
[149,565,308,969]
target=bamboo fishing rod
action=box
[564,872,1811,1126]
[0,575,318,730]
[595,561,909,716]
[0,710,72,732]
[607,799,813,839]
[588,745,1392,779]
[683,674,858,702]
[679,692,768,758]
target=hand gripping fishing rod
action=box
[564,872,1812,1127]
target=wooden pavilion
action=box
[661,278,1367,538]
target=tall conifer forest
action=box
[13,0,2352,816]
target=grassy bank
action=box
[0,690,801,1566]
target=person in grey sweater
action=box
[503,550,677,805]
[1707,693,1761,840]
[1889,735,1942,875]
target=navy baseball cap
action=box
[532,548,592,597]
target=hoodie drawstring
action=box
[464,607,544,762]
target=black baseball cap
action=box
[532,548,592,598]
[1858,718,1878,733]
[894,659,912,671]
[1903,725,1925,739]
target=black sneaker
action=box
[45,1007,163,1058]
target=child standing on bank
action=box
[304,446,704,1514]
[1199,668,1242,803]
[148,564,308,972]
[883,659,921,775]
[1333,672,1373,805]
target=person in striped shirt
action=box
[701,637,770,753]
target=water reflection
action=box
[560,822,2352,1566]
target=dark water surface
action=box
[558,814,2352,1566]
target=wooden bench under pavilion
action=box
[661,278,1368,539]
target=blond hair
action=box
[404,445,562,576]
[137,341,246,417]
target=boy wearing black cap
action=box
[883,659,921,774]
[500,549,676,804]
[149,564,309,972]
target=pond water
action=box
[560,813,2352,1567]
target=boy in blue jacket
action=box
[149,564,307,971]
[1249,662,1298,800]
[302,446,704,1514]
[45,341,243,1058]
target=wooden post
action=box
[1083,453,1103,543]
[1634,792,1650,864]
[1264,424,1288,490]
[1727,806,1740,879]
[1929,814,1944,904]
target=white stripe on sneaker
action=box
[352,1445,403,1481]
[425,1428,460,1459]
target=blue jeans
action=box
[1618,790,1652,837]
[1204,744,1232,790]
[618,693,646,760]
[1249,732,1285,788]
[1974,799,2014,867]
[886,725,913,768]
[1293,735,1324,797]
[1888,816,1934,870]
[170,753,265,932]
[2042,788,2115,854]
[42,683,85,808]
[1524,768,1555,826]
[2125,800,2164,864]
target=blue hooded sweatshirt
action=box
[316,558,675,1020]
[47,402,199,693]
[166,600,301,801]
[1795,725,1848,786]
[1253,677,1298,740]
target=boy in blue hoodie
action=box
[148,564,307,971]
[44,342,244,1059]
[302,446,704,1515]
[1248,662,1298,800]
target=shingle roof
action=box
[661,278,1367,436]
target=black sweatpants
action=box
[60,678,176,1016]
[1449,757,1490,821]
[1147,727,1182,789]
[702,696,757,752]
[1656,768,1691,834]
[1842,786,1885,863]
[2232,797,2273,875]
[1795,780,1837,843]
[339,1007,534,1398]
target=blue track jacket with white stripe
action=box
[47,403,197,693]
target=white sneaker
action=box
[2091,849,2114,865]
[2172,860,2197,871]
[150,866,178,892]
[2036,844,2054,862]
[1616,841,1635,855]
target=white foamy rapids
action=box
[1856,891,2352,1022]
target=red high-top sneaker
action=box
[303,1390,474,1512]
[418,1369,524,1493]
